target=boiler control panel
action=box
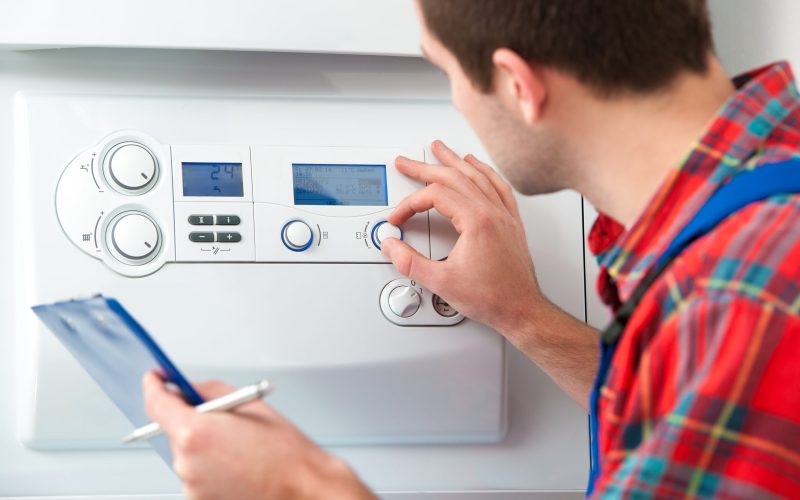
[55,131,462,326]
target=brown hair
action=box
[418,0,714,96]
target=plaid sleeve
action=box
[594,294,800,499]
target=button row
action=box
[188,215,241,226]
[189,232,242,243]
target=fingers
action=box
[381,238,443,287]
[429,140,505,208]
[143,371,195,435]
[464,154,520,218]
[193,380,275,419]
[395,155,486,203]
[389,184,466,230]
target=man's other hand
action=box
[382,140,542,337]
[143,372,375,500]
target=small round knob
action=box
[387,286,421,318]
[106,143,157,193]
[371,221,403,250]
[282,220,313,252]
[110,212,160,261]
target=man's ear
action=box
[492,48,547,124]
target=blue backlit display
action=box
[182,162,244,197]
[292,163,388,206]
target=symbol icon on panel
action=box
[82,233,92,242]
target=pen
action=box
[122,379,273,444]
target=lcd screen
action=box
[292,163,388,206]
[182,162,244,197]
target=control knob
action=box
[104,143,157,194]
[371,221,403,250]
[282,220,314,252]
[108,212,160,263]
[387,286,422,318]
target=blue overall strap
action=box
[587,157,800,496]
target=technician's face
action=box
[415,5,570,196]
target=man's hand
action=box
[382,140,542,338]
[143,372,375,500]
[382,140,599,408]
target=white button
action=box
[374,222,402,248]
[111,213,159,260]
[387,286,421,318]
[283,220,313,250]
[108,144,156,191]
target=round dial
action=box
[371,221,403,250]
[432,295,459,318]
[109,212,160,262]
[105,143,157,193]
[387,286,422,318]
[282,220,314,251]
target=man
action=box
[144,0,800,498]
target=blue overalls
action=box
[586,158,800,495]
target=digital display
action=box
[292,164,388,206]
[182,162,244,197]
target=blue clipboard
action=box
[32,295,204,465]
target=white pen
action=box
[122,379,273,444]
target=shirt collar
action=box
[595,61,800,298]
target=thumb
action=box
[381,238,440,286]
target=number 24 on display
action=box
[210,165,236,180]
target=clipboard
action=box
[32,295,204,465]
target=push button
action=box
[189,232,215,242]
[188,215,214,225]
[217,232,242,243]
[216,215,241,226]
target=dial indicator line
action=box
[89,156,102,190]
[93,213,102,249]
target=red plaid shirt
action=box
[589,62,800,498]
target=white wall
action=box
[709,0,800,74]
